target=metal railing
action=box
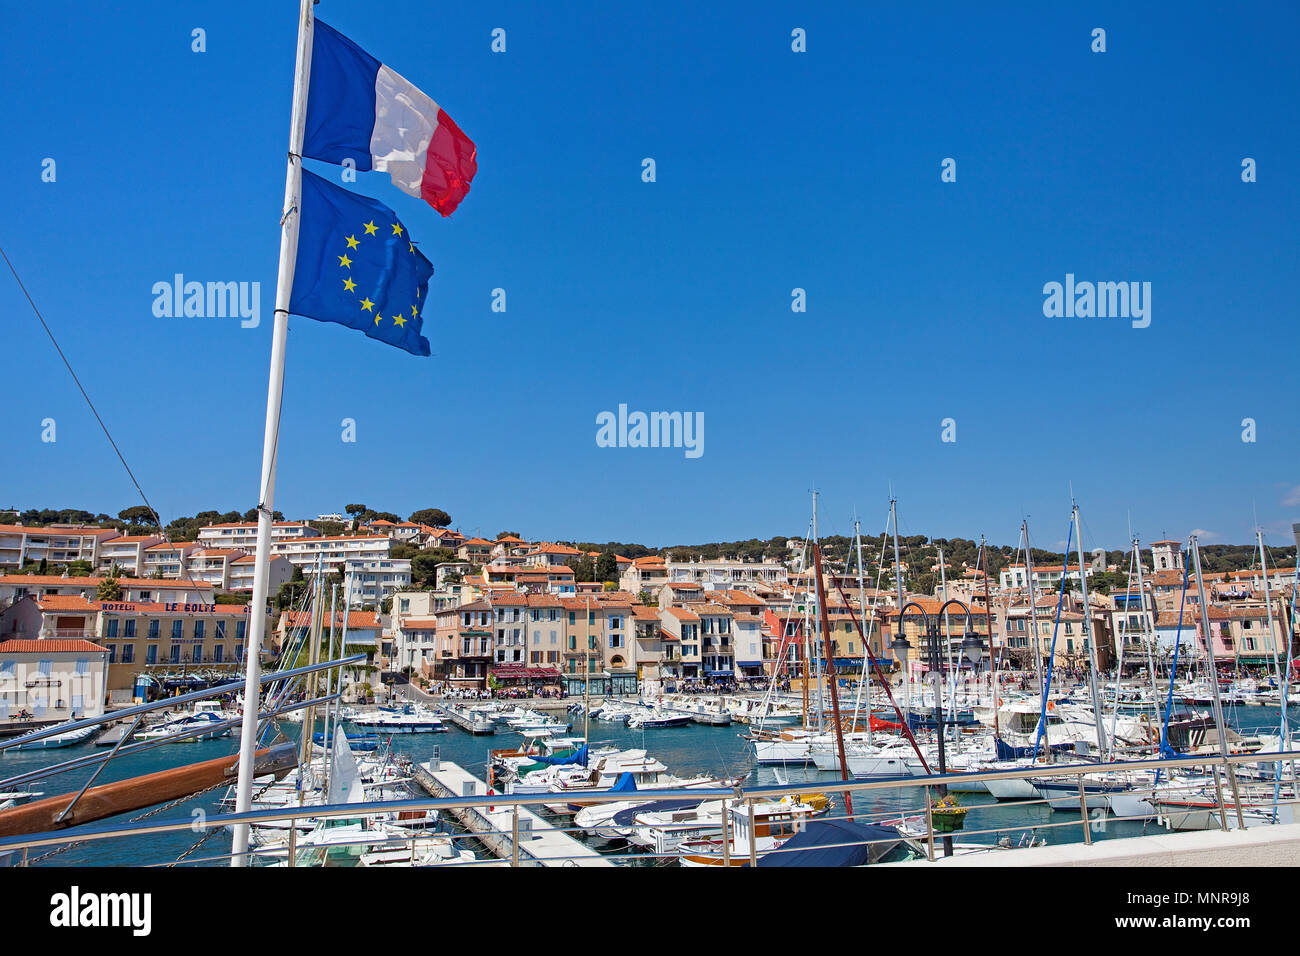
[0,744,1295,867]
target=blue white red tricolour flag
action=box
[304,20,477,217]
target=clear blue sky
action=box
[4,1,1297,554]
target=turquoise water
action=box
[8,702,1297,866]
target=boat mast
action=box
[1131,536,1162,753]
[854,518,871,746]
[980,536,997,740]
[584,596,590,745]
[231,0,315,867]
[1255,527,1287,749]
[811,490,824,731]
[1023,520,1044,703]
[1190,533,1243,816]
[1071,502,1107,759]
[812,543,853,818]
[890,496,906,720]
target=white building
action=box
[667,558,788,590]
[303,557,412,606]
[228,554,295,593]
[0,638,110,720]
[196,521,320,550]
[272,534,394,573]
[96,535,165,575]
[0,525,121,569]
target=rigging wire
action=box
[1,244,163,532]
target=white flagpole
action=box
[230,0,315,867]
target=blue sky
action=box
[4,1,1297,553]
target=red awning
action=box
[490,665,560,679]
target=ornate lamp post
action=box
[890,599,980,858]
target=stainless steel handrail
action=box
[0,746,1294,862]
[0,654,365,751]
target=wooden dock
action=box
[413,759,613,867]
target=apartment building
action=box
[142,541,200,578]
[0,524,121,569]
[619,554,669,595]
[227,554,295,593]
[301,557,411,605]
[195,521,320,550]
[271,534,393,572]
[95,535,166,574]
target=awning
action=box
[736,661,764,667]
[490,665,560,679]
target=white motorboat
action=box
[10,722,98,750]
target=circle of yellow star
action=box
[392,223,404,237]
[359,297,374,312]
[392,314,406,327]
[345,235,360,249]
[374,313,383,326]
[342,277,357,292]
[338,253,353,268]
[363,220,378,236]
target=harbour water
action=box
[7,700,1296,866]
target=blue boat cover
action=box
[995,737,1076,760]
[532,743,589,766]
[610,798,704,827]
[752,820,901,867]
[609,772,637,792]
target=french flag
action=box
[304,20,477,217]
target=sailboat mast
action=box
[811,491,823,731]
[1255,528,1288,750]
[812,544,853,818]
[1071,502,1107,759]
[980,536,997,739]
[1023,521,1044,700]
[1131,536,1162,752]
[854,519,871,746]
[890,497,906,718]
[1190,534,1243,816]
[231,0,315,867]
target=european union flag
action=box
[290,169,433,356]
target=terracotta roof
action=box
[664,607,700,622]
[399,618,439,630]
[0,575,99,587]
[715,590,765,606]
[0,639,109,654]
[687,603,734,616]
[0,524,116,537]
[632,606,661,620]
[34,595,97,611]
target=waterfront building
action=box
[0,638,110,720]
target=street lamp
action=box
[891,599,977,858]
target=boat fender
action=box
[488,787,495,812]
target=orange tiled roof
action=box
[0,639,109,654]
